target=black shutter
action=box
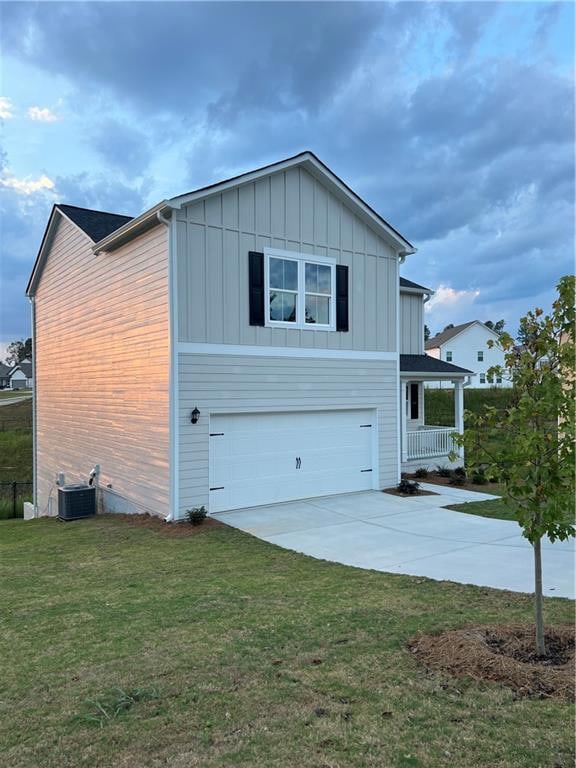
[410,383,419,420]
[248,251,265,326]
[336,265,349,332]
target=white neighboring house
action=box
[425,321,512,389]
[8,360,33,390]
[27,151,473,520]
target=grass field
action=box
[0,516,573,768]
[425,387,514,427]
[0,390,33,400]
[0,399,32,485]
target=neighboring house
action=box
[0,363,11,389]
[27,152,472,520]
[425,321,513,389]
[7,360,34,390]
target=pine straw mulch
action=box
[382,488,438,498]
[408,623,575,701]
[100,513,224,537]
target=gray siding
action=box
[175,166,398,352]
[34,217,170,517]
[178,353,399,516]
[400,292,424,354]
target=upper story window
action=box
[446,351,453,362]
[265,248,336,330]
[477,351,484,361]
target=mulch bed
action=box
[383,488,438,498]
[404,474,499,493]
[100,513,223,537]
[408,623,575,700]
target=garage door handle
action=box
[296,457,301,469]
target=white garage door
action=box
[209,409,375,513]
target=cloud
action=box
[0,96,14,119]
[27,105,59,122]
[90,119,150,176]
[0,173,55,195]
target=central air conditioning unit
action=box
[58,484,96,521]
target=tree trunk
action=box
[533,536,546,656]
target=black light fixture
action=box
[190,407,201,424]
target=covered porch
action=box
[399,355,473,472]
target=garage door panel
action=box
[209,410,375,513]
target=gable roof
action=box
[425,320,498,350]
[399,277,433,294]
[0,363,11,378]
[400,354,472,376]
[91,151,416,256]
[17,361,33,379]
[58,205,133,242]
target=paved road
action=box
[215,484,575,598]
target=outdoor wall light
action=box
[190,407,201,424]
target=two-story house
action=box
[26,152,472,519]
[425,321,513,389]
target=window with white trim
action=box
[265,248,336,330]
[479,373,486,384]
[446,351,453,362]
[477,351,484,361]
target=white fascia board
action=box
[400,286,434,297]
[91,201,170,254]
[400,371,470,379]
[168,152,416,256]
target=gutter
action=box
[92,200,170,254]
[29,296,38,516]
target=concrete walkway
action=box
[215,484,575,598]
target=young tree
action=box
[424,324,431,341]
[453,276,575,655]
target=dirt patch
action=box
[408,623,575,700]
[383,488,438,498]
[99,513,223,537]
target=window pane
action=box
[305,294,330,325]
[317,264,331,294]
[270,258,298,291]
[270,291,296,322]
[305,262,331,294]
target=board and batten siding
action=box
[400,292,424,354]
[34,216,170,517]
[178,353,399,516]
[175,166,398,352]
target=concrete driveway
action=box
[215,484,575,598]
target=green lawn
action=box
[1,517,573,768]
[0,399,33,487]
[0,390,32,400]
[425,387,514,427]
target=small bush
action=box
[449,474,466,486]
[414,467,429,478]
[454,466,467,478]
[397,479,420,495]
[186,506,208,526]
[471,469,488,485]
[436,465,452,478]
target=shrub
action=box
[414,467,429,478]
[186,506,208,526]
[449,474,466,486]
[454,466,467,478]
[397,479,420,495]
[436,465,452,478]
[471,469,488,485]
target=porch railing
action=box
[406,427,457,460]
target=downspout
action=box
[29,296,38,516]
[156,209,176,522]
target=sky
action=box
[0,1,574,358]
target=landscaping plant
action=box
[186,505,208,526]
[397,479,420,495]
[452,276,575,655]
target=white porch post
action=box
[454,379,464,459]
[401,380,409,462]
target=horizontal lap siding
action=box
[176,167,398,352]
[35,218,170,517]
[178,353,398,515]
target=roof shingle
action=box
[400,354,472,375]
[58,204,133,243]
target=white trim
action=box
[400,371,470,379]
[164,213,180,522]
[177,342,398,361]
[395,259,401,482]
[264,247,336,331]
